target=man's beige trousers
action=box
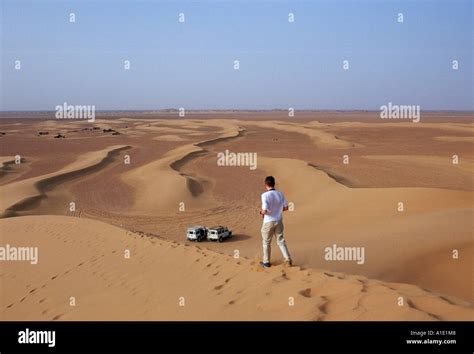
[261,220,291,264]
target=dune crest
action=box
[0,145,129,217]
[1,115,471,317]
[121,120,243,214]
[257,157,473,301]
[1,215,472,321]
[242,120,358,148]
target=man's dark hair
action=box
[265,176,275,187]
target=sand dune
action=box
[121,143,214,213]
[152,134,189,142]
[0,157,16,179]
[1,215,472,321]
[434,136,474,143]
[0,157,15,166]
[0,114,472,321]
[329,121,473,133]
[242,120,358,148]
[121,120,242,214]
[362,155,473,173]
[0,145,129,217]
[86,123,473,302]
[257,157,473,301]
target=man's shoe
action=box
[259,261,271,269]
[284,259,293,267]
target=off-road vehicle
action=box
[207,226,232,242]
[186,226,208,242]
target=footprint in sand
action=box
[272,271,289,282]
[316,296,330,320]
[299,288,312,298]
[213,279,231,290]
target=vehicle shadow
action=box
[224,234,252,243]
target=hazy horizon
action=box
[0,108,473,113]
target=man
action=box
[259,176,292,268]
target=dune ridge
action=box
[121,120,244,213]
[1,116,472,320]
[256,156,473,301]
[1,215,472,321]
[0,145,129,217]
[0,157,18,180]
[241,120,358,148]
[307,163,357,187]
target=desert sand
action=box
[0,112,472,320]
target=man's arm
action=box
[260,194,269,217]
[282,192,289,212]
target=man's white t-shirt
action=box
[261,189,288,223]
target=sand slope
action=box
[0,145,129,217]
[1,215,472,321]
[121,120,241,214]
[0,116,471,317]
[257,157,473,301]
[242,120,358,148]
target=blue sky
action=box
[0,0,472,110]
